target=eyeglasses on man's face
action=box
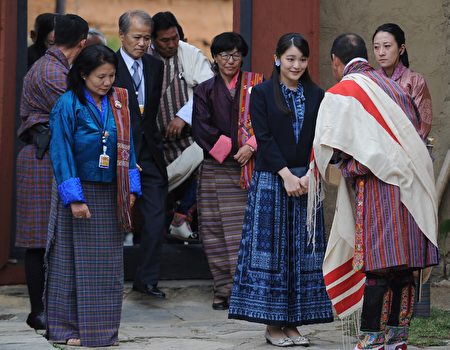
[217,51,242,61]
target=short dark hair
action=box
[118,10,153,34]
[151,11,185,41]
[67,44,118,105]
[54,14,89,48]
[210,32,248,57]
[373,23,409,68]
[330,33,368,65]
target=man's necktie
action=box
[132,60,143,105]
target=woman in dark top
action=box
[228,33,333,347]
[192,32,263,311]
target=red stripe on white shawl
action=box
[326,267,365,299]
[322,256,365,317]
[328,80,400,144]
[333,283,366,315]
[323,258,353,286]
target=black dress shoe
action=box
[132,283,166,298]
[26,312,46,330]
[212,301,229,310]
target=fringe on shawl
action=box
[341,308,362,350]
[306,160,325,252]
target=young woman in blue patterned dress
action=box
[228,33,333,347]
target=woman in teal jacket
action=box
[46,44,140,347]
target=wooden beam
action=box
[0,263,26,285]
[0,0,18,269]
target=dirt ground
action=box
[431,280,450,311]
[28,0,233,58]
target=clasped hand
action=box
[282,172,309,197]
[233,144,254,166]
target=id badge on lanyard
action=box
[98,131,110,169]
[86,101,110,169]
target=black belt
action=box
[29,123,50,159]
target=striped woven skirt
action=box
[45,181,124,347]
[15,145,53,248]
[197,158,248,299]
[228,171,334,326]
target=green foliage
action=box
[439,219,450,279]
[106,36,121,52]
[409,308,450,346]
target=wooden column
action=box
[0,0,26,285]
[233,0,320,81]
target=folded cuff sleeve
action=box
[129,168,142,197]
[208,135,232,163]
[245,135,257,151]
[58,177,86,207]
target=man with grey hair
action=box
[114,10,167,298]
[86,27,107,46]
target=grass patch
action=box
[409,308,450,346]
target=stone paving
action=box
[0,280,449,350]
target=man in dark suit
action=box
[114,10,167,298]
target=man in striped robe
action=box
[149,12,213,240]
[16,14,89,330]
[312,33,439,350]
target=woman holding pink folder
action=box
[192,32,263,310]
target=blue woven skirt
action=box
[45,181,123,347]
[228,171,333,326]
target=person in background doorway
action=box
[86,27,107,46]
[27,13,56,69]
[16,14,88,330]
[149,11,213,241]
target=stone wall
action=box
[319,0,450,267]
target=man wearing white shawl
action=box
[149,12,214,240]
[311,33,439,350]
